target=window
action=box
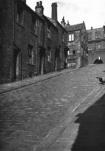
[73,50,76,55]
[32,19,38,34]
[62,34,65,42]
[28,45,34,65]
[16,6,24,25]
[16,53,20,77]
[88,32,92,41]
[95,30,102,39]
[47,25,51,39]
[68,50,72,55]
[48,47,51,62]
[38,22,43,45]
[34,20,38,35]
[48,52,51,62]
[69,34,74,41]
[96,43,101,49]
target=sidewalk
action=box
[0,65,96,93]
[0,68,72,94]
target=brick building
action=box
[64,21,88,68]
[87,26,105,64]
[0,0,68,84]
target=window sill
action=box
[68,40,74,42]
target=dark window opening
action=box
[28,45,34,65]
[73,50,76,55]
[16,3,24,25]
[32,16,38,35]
[47,24,51,39]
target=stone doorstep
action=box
[33,85,105,151]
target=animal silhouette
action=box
[96,77,105,84]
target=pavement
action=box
[0,68,73,94]
[1,64,105,151]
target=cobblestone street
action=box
[0,65,105,151]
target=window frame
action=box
[69,34,74,42]
[28,45,34,65]
[16,4,24,26]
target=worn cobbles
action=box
[0,65,105,151]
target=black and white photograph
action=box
[0,0,105,150]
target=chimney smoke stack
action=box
[35,1,44,16]
[52,3,57,21]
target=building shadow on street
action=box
[71,94,105,151]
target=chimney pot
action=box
[35,1,44,15]
[40,1,42,6]
[37,2,39,6]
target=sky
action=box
[27,0,105,30]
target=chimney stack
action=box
[52,3,57,21]
[35,1,44,16]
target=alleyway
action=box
[0,65,105,151]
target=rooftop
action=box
[65,22,85,32]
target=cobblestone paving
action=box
[0,65,105,151]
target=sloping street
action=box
[0,65,105,151]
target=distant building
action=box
[64,22,88,68]
[87,26,105,64]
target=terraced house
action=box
[0,0,67,84]
[48,3,68,71]
[0,0,44,83]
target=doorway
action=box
[13,49,22,81]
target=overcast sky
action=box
[27,0,105,30]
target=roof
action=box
[65,22,85,32]
[43,16,58,30]
[47,17,57,27]
[87,27,104,33]
[17,0,44,21]
[47,17,67,33]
